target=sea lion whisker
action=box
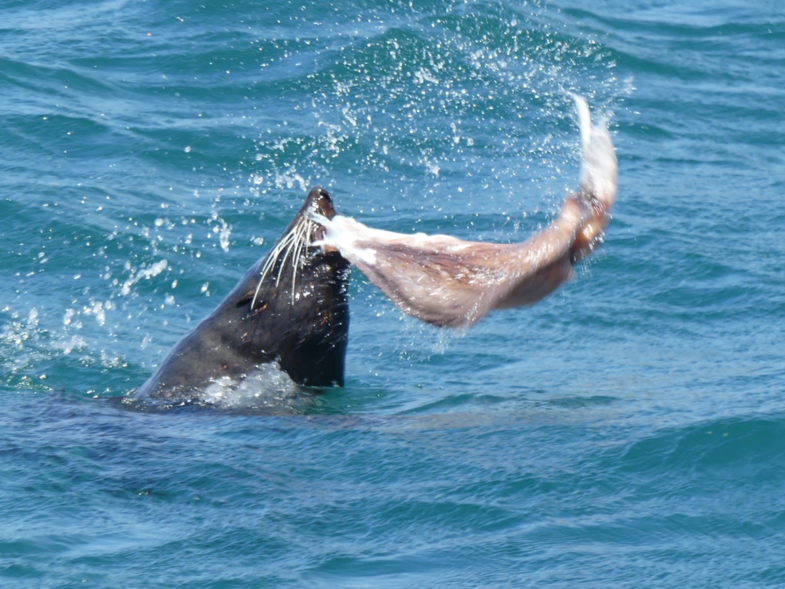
[275,219,305,287]
[260,228,296,277]
[254,234,292,290]
[288,221,308,302]
[291,219,311,303]
[251,225,299,309]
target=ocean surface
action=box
[2,0,784,586]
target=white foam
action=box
[201,363,303,410]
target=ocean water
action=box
[2,0,785,586]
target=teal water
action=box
[2,0,785,586]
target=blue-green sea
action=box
[2,0,785,586]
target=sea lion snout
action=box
[305,186,337,220]
[303,187,340,247]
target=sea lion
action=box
[132,187,351,405]
[311,96,617,328]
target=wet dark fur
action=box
[133,187,350,401]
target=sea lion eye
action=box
[236,296,254,308]
[237,295,266,310]
[237,295,268,316]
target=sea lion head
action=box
[133,186,351,403]
[230,186,351,386]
